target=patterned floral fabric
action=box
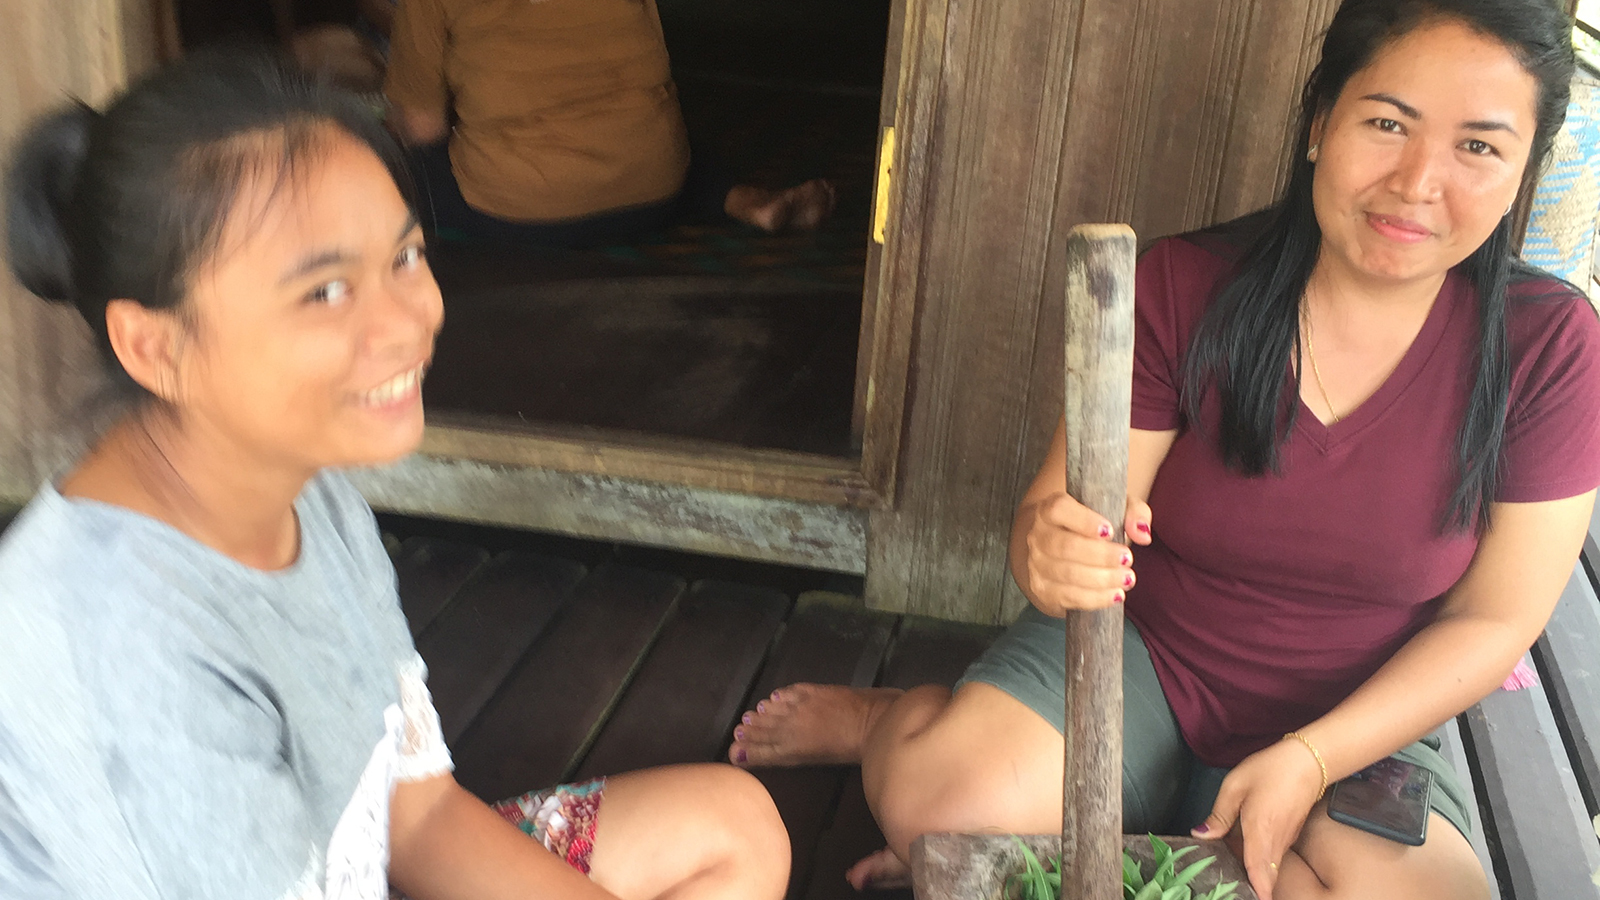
[489,779,607,874]
[387,779,605,899]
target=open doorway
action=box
[416,0,892,459]
[163,0,909,503]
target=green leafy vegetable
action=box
[1004,835,1241,900]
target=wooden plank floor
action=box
[381,514,1000,900]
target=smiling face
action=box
[1309,17,1539,287]
[170,126,443,471]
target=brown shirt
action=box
[385,0,691,222]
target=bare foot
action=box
[728,683,902,767]
[845,846,912,891]
[723,179,838,233]
[785,178,837,230]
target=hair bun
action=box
[4,102,99,305]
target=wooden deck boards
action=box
[386,515,1600,900]
[413,551,588,744]
[393,537,492,637]
[573,581,792,779]
[451,565,686,799]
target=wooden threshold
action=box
[349,452,870,574]
[422,414,882,508]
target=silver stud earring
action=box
[1307,144,1319,163]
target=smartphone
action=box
[1325,756,1433,846]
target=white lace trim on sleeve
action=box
[395,655,454,782]
[278,847,325,900]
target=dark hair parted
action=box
[4,49,413,397]
[1179,0,1575,532]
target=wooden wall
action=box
[867,0,1342,622]
[0,0,157,503]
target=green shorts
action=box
[956,606,1473,839]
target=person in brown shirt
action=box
[385,0,833,245]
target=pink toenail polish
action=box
[771,690,783,701]
[742,713,753,725]
[1098,523,1113,539]
[1113,590,1126,604]
[737,748,748,764]
[1136,522,1151,535]
[735,727,745,741]
[1121,552,1132,567]
[757,701,766,713]
[1124,573,1134,588]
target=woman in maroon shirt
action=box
[726,1,1600,898]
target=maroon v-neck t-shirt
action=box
[1125,229,1600,767]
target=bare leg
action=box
[723,180,837,233]
[859,685,1064,855]
[587,764,790,900]
[1269,807,1489,900]
[731,682,1065,891]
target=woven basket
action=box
[1522,77,1600,310]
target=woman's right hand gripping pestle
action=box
[1011,417,1174,618]
[1021,492,1153,616]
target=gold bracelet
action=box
[1284,731,1329,801]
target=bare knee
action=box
[862,685,954,752]
[691,766,790,896]
[863,685,1063,858]
[871,760,1028,858]
[596,763,789,900]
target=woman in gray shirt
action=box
[0,51,788,900]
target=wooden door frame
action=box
[412,0,933,512]
[1,0,933,573]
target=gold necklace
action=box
[1302,300,1342,426]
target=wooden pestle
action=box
[1059,224,1137,900]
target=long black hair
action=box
[1179,0,1575,533]
[4,49,413,400]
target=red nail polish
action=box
[1124,573,1134,588]
[1098,523,1113,539]
[1121,552,1132,567]
[1136,522,1151,535]
[1113,590,1126,604]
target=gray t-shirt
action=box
[0,472,453,900]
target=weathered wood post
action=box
[908,226,1251,900]
[1058,224,1136,900]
